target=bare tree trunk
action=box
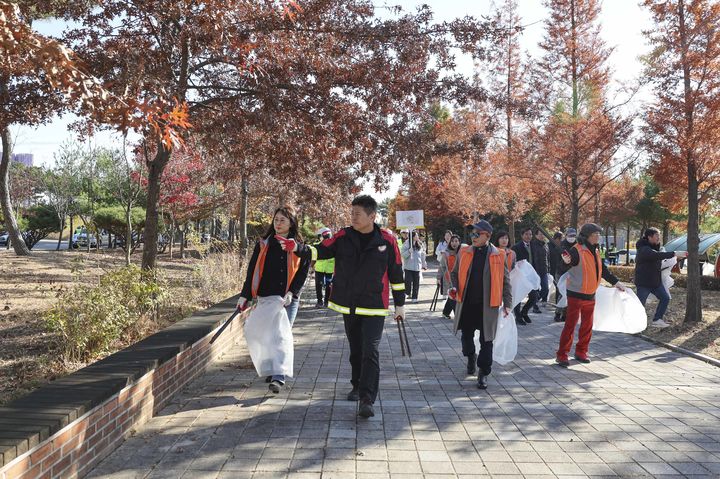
[1,128,30,255]
[68,215,74,249]
[239,175,249,249]
[56,217,64,251]
[125,205,132,267]
[625,222,631,266]
[141,145,171,270]
[179,223,187,259]
[169,219,176,260]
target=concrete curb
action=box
[636,333,720,368]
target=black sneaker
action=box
[477,374,488,389]
[466,354,477,375]
[346,387,360,401]
[315,301,324,308]
[553,314,565,323]
[358,401,375,418]
[268,380,283,394]
[515,316,526,326]
[265,375,272,383]
[574,355,591,364]
[555,358,570,368]
[522,313,533,324]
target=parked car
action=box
[0,231,8,246]
[617,249,636,264]
[73,233,98,249]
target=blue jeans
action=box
[272,296,300,384]
[637,285,670,322]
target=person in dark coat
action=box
[634,227,687,329]
[511,226,537,325]
[553,228,577,322]
[531,229,550,307]
[288,195,406,419]
[449,220,512,390]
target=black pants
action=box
[442,298,456,317]
[514,289,539,317]
[343,314,384,404]
[315,272,332,304]
[404,269,420,299]
[459,303,493,376]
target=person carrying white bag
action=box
[236,206,311,394]
[448,220,512,390]
[556,223,626,368]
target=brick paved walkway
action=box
[89,270,720,478]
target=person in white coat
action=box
[401,230,427,302]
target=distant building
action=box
[0,152,34,167]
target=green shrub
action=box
[608,265,720,291]
[45,265,167,363]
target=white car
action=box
[73,233,98,248]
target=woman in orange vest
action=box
[237,206,311,392]
[494,230,516,272]
[438,234,462,319]
[449,220,512,389]
[556,223,625,367]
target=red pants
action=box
[557,296,595,361]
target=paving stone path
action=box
[89,269,720,478]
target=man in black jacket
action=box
[531,229,550,308]
[634,227,687,329]
[511,227,537,325]
[284,195,405,419]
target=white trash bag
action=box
[592,286,647,334]
[556,272,569,308]
[509,260,541,309]
[547,273,556,301]
[661,256,677,298]
[244,296,294,378]
[493,309,518,365]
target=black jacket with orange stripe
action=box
[297,224,406,316]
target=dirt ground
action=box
[641,287,720,361]
[0,247,241,406]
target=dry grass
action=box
[0,246,245,405]
[641,287,720,361]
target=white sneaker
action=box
[651,319,670,329]
[411,298,418,303]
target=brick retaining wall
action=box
[0,295,246,479]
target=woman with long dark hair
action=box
[438,234,462,319]
[237,206,311,393]
[494,230,516,272]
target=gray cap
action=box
[565,227,577,237]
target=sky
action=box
[13,0,652,201]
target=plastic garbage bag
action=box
[509,260,541,309]
[244,295,294,378]
[661,256,677,298]
[592,286,647,334]
[556,272,569,308]
[547,273,556,301]
[493,309,518,365]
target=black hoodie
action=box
[634,238,675,289]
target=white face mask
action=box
[567,236,577,243]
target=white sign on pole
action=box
[396,210,424,229]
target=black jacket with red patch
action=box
[297,224,405,316]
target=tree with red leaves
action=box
[642,0,720,323]
[536,0,634,229]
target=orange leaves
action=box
[282,1,303,21]
[146,100,193,150]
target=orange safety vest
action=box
[444,252,458,284]
[251,238,302,298]
[503,248,516,271]
[567,243,602,295]
[456,245,505,308]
